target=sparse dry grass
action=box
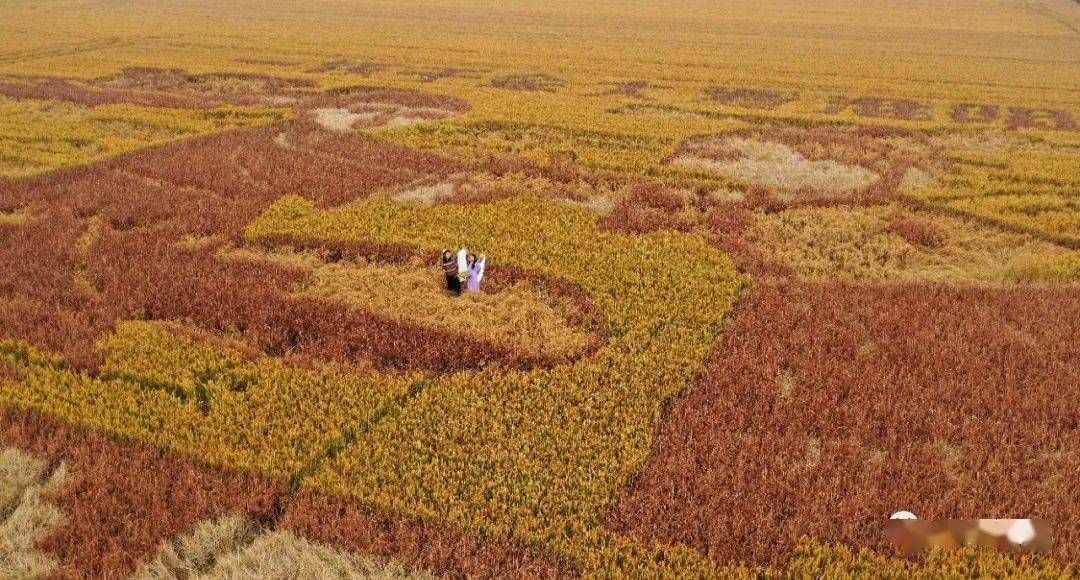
[138,513,430,579]
[209,528,428,579]
[747,204,1080,284]
[671,137,880,196]
[0,447,44,516]
[137,513,259,578]
[312,107,373,132]
[392,180,457,205]
[0,447,65,579]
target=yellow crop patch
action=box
[0,97,288,177]
[244,194,744,573]
[748,204,1080,284]
[1,323,416,477]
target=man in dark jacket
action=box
[441,249,461,295]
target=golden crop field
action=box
[0,0,1077,577]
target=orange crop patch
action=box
[608,282,1079,567]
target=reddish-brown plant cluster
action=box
[309,85,470,112]
[95,66,316,106]
[600,200,696,234]
[488,74,565,92]
[887,213,947,248]
[825,96,933,121]
[0,76,202,108]
[280,491,574,578]
[606,81,654,99]
[951,103,1001,125]
[598,182,704,234]
[0,122,443,371]
[236,58,300,67]
[705,204,753,235]
[0,407,286,577]
[608,282,1080,567]
[705,86,798,110]
[1005,107,1079,131]
[413,68,487,83]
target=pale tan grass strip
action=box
[0,447,66,578]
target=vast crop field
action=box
[0,0,1077,577]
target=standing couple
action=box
[441,247,486,295]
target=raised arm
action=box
[456,247,468,271]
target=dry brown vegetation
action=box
[307,60,384,76]
[605,80,655,99]
[0,75,212,108]
[825,96,934,121]
[305,86,469,131]
[0,447,65,578]
[97,66,315,106]
[138,514,431,579]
